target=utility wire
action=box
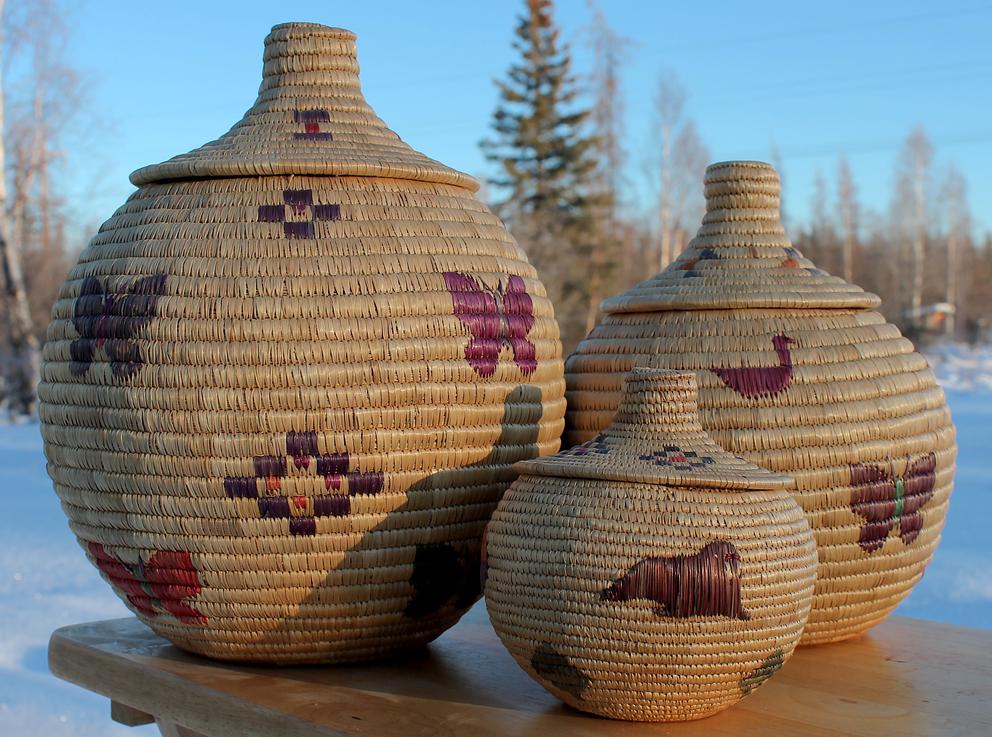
[779,130,992,160]
[370,4,992,89]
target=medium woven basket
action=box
[485,369,817,722]
[564,161,955,645]
[38,22,565,663]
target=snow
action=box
[0,355,989,734]
[0,424,151,737]
[922,341,992,393]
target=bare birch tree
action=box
[939,165,969,337]
[649,72,709,270]
[836,155,858,283]
[668,120,708,254]
[0,0,40,416]
[653,72,683,270]
[892,127,933,323]
[0,0,86,414]
[583,1,628,331]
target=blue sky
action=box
[59,0,992,237]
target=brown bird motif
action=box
[601,540,751,620]
[850,452,937,553]
[711,334,795,398]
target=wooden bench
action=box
[48,603,991,737]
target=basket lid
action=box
[601,161,879,313]
[517,369,794,490]
[130,23,477,190]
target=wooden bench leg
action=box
[156,720,209,737]
[111,701,154,727]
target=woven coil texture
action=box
[486,369,817,721]
[39,23,565,664]
[564,161,955,645]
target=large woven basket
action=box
[485,369,817,721]
[564,161,955,645]
[38,22,565,663]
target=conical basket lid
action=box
[131,23,477,190]
[601,161,879,313]
[517,369,794,490]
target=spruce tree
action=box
[482,0,604,351]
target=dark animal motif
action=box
[70,273,168,381]
[850,452,937,553]
[89,543,206,624]
[479,523,490,591]
[224,431,384,536]
[711,334,794,398]
[601,540,751,620]
[443,271,536,378]
[405,543,481,618]
[530,643,592,700]
[740,647,785,696]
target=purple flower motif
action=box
[70,274,168,381]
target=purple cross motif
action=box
[224,431,385,536]
[258,189,342,239]
[293,109,333,140]
[639,445,716,471]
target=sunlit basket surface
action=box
[564,161,955,645]
[39,22,565,663]
[486,369,817,721]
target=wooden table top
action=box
[49,603,991,737]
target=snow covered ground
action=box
[922,340,992,393]
[0,421,150,736]
[1,351,989,735]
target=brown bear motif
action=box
[601,540,750,620]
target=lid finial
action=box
[130,23,477,190]
[703,160,781,215]
[517,368,795,491]
[599,160,880,314]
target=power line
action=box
[639,4,992,57]
[366,4,992,90]
[692,59,992,101]
[694,70,992,107]
[779,130,992,160]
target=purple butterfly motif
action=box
[443,271,537,378]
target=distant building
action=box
[904,302,956,333]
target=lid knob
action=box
[516,367,795,491]
[703,160,780,216]
[129,23,476,190]
[260,23,361,93]
[610,369,709,440]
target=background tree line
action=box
[1,0,989,416]
[0,0,84,415]
[483,0,991,354]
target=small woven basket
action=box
[564,161,955,645]
[485,369,817,722]
[39,23,565,663]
